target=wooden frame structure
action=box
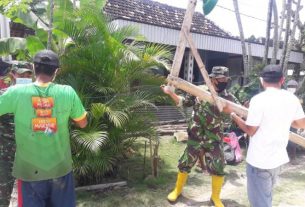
[167,0,305,147]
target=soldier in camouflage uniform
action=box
[0,61,33,206]
[161,66,234,207]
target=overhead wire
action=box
[215,4,266,23]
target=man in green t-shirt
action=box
[0,50,87,207]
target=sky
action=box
[153,0,305,38]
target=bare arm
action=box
[160,85,180,105]
[291,117,305,129]
[74,115,88,128]
[231,113,259,137]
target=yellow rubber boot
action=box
[167,172,188,202]
[210,175,224,207]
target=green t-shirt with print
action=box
[0,83,86,181]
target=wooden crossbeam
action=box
[167,75,305,148]
[183,30,223,111]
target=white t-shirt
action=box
[246,87,305,169]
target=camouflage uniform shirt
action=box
[177,89,236,175]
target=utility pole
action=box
[47,0,54,50]
[263,0,274,65]
[232,0,249,82]
[169,0,223,111]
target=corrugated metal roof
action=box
[104,0,234,39]
[114,19,304,64]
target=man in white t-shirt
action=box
[229,65,305,207]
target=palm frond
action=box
[107,110,129,128]
[89,84,116,95]
[71,129,108,152]
[90,103,110,121]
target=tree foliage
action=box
[0,0,32,18]
[55,5,171,184]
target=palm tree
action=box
[47,0,54,49]
[280,0,292,70]
[282,0,302,75]
[54,5,172,183]
[278,0,287,42]
[274,0,287,66]
[232,0,249,82]
[271,0,279,64]
[263,0,273,65]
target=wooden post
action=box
[167,75,305,147]
[170,0,197,77]
[169,0,223,111]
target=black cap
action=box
[33,50,59,67]
[260,65,283,79]
[0,58,11,76]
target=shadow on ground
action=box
[225,169,246,187]
[169,195,247,207]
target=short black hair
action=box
[34,63,57,76]
[260,65,283,83]
[262,76,282,83]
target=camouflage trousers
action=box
[0,115,15,206]
[178,131,225,176]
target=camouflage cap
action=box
[11,61,33,74]
[209,66,229,78]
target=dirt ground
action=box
[77,136,305,207]
[153,134,305,207]
[171,154,305,207]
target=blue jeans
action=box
[246,163,281,207]
[18,171,76,207]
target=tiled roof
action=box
[104,0,233,39]
[10,22,35,37]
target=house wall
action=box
[0,14,10,39]
[0,14,12,61]
[227,56,243,85]
[186,49,243,86]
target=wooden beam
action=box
[167,75,305,147]
[183,30,223,111]
[290,132,305,147]
[170,0,197,77]
[75,181,127,192]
